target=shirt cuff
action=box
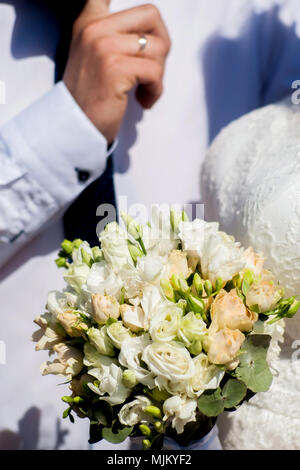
[1,82,113,207]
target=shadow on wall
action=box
[0,407,69,450]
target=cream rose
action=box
[210,289,258,333]
[246,280,283,313]
[244,247,265,276]
[142,341,195,382]
[91,294,120,324]
[87,326,115,356]
[167,250,190,279]
[120,304,146,332]
[106,321,132,349]
[207,328,245,367]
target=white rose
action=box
[149,304,182,342]
[200,231,246,286]
[136,254,165,283]
[86,261,123,300]
[41,343,83,378]
[91,294,120,324]
[142,341,195,382]
[179,219,219,255]
[106,321,132,349]
[177,312,208,347]
[100,222,133,270]
[87,326,115,356]
[119,335,155,388]
[118,396,153,426]
[141,284,166,321]
[120,304,146,332]
[163,396,197,434]
[187,353,225,397]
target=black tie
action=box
[55,2,117,247]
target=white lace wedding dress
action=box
[202,98,300,450]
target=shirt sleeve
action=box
[0,81,115,267]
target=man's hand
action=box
[63,0,171,144]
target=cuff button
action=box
[75,167,90,183]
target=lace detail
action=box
[202,99,300,449]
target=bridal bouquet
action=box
[32,208,299,449]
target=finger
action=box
[93,4,171,46]
[74,0,111,33]
[125,56,164,109]
[97,33,169,63]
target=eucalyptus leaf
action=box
[236,335,273,393]
[93,401,113,426]
[222,379,247,409]
[197,388,224,417]
[102,426,133,444]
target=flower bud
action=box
[121,212,142,240]
[170,208,181,233]
[81,248,93,267]
[142,439,151,450]
[179,277,189,294]
[287,299,300,317]
[139,424,152,437]
[154,421,163,433]
[177,299,187,313]
[160,279,175,302]
[204,280,213,297]
[182,210,189,222]
[170,274,180,291]
[215,277,223,292]
[128,243,143,264]
[92,246,103,262]
[189,339,202,356]
[73,239,83,249]
[193,273,203,296]
[144,406,162,419]
[188,294,205,314]
[122,369,138,388]
[61,239,73,255]
[55,257,67,268]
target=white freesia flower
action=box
[200,231,246,286]
[120,304,147,332]
[91,294,120,324]
[142,341,195,382]
[187,353,225,397]
[119,335,155,388]
[87,326,115,356]
[163,396,197,434]
[118,396,153,426]
[149,304,182,342]
[85,261,123,300]
[41,343,83,378]
[106,321,132,349]
[177,312,208,347]
[88,359,131,405]
[64,264,90,293]
[100,222,133,270]
[32,312,66,351]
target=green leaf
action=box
[62,406,71,419]
[102,426,133,444]
[236,335,273,393]
[197,388,224,417]
[93,401,113,427]
[222,379,247,409]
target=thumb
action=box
[75,0,111,33]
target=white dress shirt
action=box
[1,0,300,450]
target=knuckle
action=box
[76,23,96,45]
[143,3,160,19]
